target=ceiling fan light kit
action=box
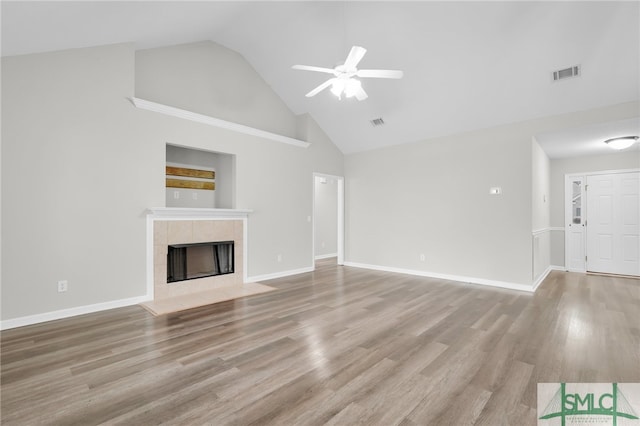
[330,78,363,100]
[604,136,639,150]
[292,45,403,101]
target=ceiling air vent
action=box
[552,65,581,82]
[370,117,385,127]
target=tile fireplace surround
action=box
[143,208,274,314]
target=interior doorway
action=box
[565,169,640,276]
[312,173,344,267]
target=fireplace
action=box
[143,209,276,316]
[146,211,250,302]
[167,241,234,283]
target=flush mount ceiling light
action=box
[604,136,639,150]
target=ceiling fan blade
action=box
[356,69,404,79]
[292,65,336,74]
[305,78,336,97]
[354,85,368,101]
[344,46,367,69]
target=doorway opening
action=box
[312,173,344,267]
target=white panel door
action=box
[565,176,586,272]
[586,172,640,276]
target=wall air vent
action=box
[552,65,581,82]
[370,118,385,127]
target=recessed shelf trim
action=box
[131,97,310,148]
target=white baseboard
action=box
[343,261,535,293]
[314,253,337,260]
[3,261,563,330]
[532,266,553,291]
[0,295,150,330]
[247,266,314,283]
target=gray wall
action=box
[1,41,344,321]
[549,150,640,267]
[314,176,338,258]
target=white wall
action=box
[2,44,158,320]
[314,176,338,258]
[345,123,533,287]
[1,42,344,322]
[549,150,640,267]
[531,138,551,281]
[345,102,639,288]
[135,41,300,140]
[532,139,551,231]
[212,151,235,209]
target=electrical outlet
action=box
[57,280,68,293]
[173,191,180,199]
[420,253,426,262]
[192,192,198,200]
[277,254,282,262]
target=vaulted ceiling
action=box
[2,1,639,155]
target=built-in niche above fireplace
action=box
[166,144,235,210]
[167,240,234,283]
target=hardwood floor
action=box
[2,260,639,425]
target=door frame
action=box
[312,172,345,267]
[564,168,640,273]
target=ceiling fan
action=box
[292,46,403,101]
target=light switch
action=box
[489,187,502,195]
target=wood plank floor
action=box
[2,259,639,425]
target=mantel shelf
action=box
[130,97,310,148]
[146,207,252,219]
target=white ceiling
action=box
[2,1,639,156]
[536,117,640,159]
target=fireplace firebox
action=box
[167,241,234,283]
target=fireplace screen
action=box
[167,241,234,283]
